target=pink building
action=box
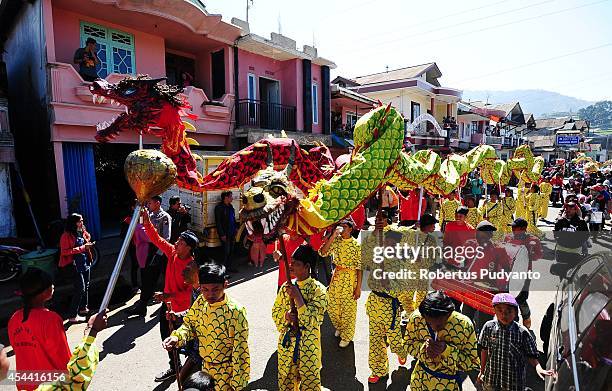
[231,18,336,148]
[1,1,335,237]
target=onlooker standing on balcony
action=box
[73,37,100,82]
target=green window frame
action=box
[80,21,136,78]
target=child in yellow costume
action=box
[539,181,553,219]
[526,184,543,237]
[402,213,440,310]
[319,219,362,348]
[440,190,461,231]
[479,190,503,232]
[501,187,516,233]
[405,291,480,391]
[272,245,327,391]
[515,185,528,220]
[465,196,483,228]
[362,214,413,384]
[165,263,250,391]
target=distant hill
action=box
[462,89,594,118]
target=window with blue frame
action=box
[80,22,135,78]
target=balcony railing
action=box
[237,99,296,131]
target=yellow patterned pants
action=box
[539,194,550,219]
[202,361,234,391]
[527,211,542,237]
[278,331,321,391]
[327,269,357,341]
[366,293,407,377]
[398,290,427,314]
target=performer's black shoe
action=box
[154,367,176,382]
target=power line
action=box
[337,0,609,58]
[349,0,555,47]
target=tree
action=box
[578,101,612,129]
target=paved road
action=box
[4,206,566,391]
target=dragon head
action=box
[90,75,188,142]
[240,144,299,241]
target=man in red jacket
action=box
[398,189,427,227]
[141,208,199,382]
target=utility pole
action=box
[246,0,253,22]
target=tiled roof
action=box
[535,117,570,129]
[353,63,440,86]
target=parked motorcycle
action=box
[0,245,27,282]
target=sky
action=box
[205,0,612,102]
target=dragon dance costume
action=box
[539,181,552,219]
[405,310,480,391]
[515,186,528,220]
[440,198,461,229]
[466,207,483,229]
[501,195,516,234]
[480,199,504,238]
[171,295,250,391]
[272,277,327,391]
[526,191,543,237]
[319,236,361,342]
[36,336,98,391]
[362,226,414,378]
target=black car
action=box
[542,252,611,391]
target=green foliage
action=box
[578,101,612,128]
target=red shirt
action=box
[466,241,513,291]
[399,190,426,221]
[551,177,564,186]
[8,308,71,391]
[144,222,193,313]
[443,221,475,267]
[350,205,366,231]
[59,230,92,268]
[504,233,543,262]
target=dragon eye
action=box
[253,194,265,203]
[123,87,137,95]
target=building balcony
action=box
[471,133,503,146]
[48,62,233,145]
[236,99,296,131]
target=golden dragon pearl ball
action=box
[124,149,177,202]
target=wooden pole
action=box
[278,234,298,332]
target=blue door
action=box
[62,143,101,239]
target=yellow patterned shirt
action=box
[440,199,461,224]
[405,310,480,390]
[319,236,362,270]
[172,294,250,390]
[466,207,483,228]
[272,277,328,335]
[502,196,516,219]
[37,336,98,391]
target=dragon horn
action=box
[285,142,296,178]
[266,143,273,168]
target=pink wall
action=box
[237,49,328,133]
[311,63,322,134]
[237,49,298,104]
[51,6,166,77]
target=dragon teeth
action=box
[92,94,97,104]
